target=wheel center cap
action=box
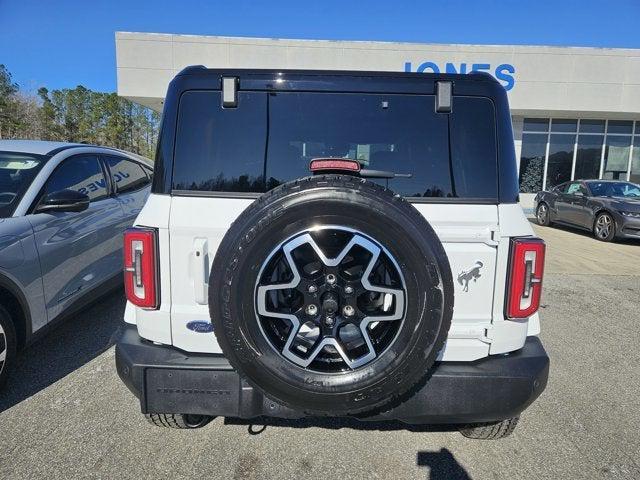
[321,292,339,316]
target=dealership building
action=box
[115,32,640,207]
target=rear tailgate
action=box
[169,197,500,361]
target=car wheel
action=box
[209,175,454,416]
[594,212,616,242]
[0,304,17,390]
[536,203,551,226]
[459,416,519,440]
[145,413,213,429]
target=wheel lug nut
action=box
[326,274,337,286]
[344,286,354,295]
[324,316,335,327]
[308,285,317,294]
[343,305,355,317]
[305,304,318,316]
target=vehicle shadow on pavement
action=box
[0,288,125,413]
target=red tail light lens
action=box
[506,237,545,319]
[124,227,159,309]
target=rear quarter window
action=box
[449,97,498,199]
[173,91,266,192]
[105,156,150,194]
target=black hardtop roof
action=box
[177,65,500,85]
[172,66,504,97]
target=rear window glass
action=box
[266,92,451,197]
[172,91,498,200]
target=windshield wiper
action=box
[359,169,413,179]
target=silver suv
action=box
[0,140,152,389]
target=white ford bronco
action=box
[115,67,549,439]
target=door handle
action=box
[192,238,209,305]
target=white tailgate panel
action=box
[169,198,500,360]
[169,196,253,352]
[414,204,498,361]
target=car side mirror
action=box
[36,189,90,213]
[574,191,584,197]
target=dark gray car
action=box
[0,140,152,388]
[534,179,640,242]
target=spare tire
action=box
[209,175,453,415]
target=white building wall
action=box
[116,32,640,119]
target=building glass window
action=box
[551,119,578,133]
[518,133,547,193]
[603,135,632,180]
[523,118,549,132]
[519,118,639,192]
[630,136,640,184]
[579,119,605,134]
[607,120,633,135]
[574,134,604,180]
[545,133,575,188]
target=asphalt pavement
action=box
[0,222,639,479]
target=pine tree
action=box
[0,65,159,159]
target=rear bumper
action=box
[115,325,549,424]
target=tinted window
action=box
[106,156,149,194]
[172,90,500,200]
[44,155,107,201]
[173,91,266,192]
[449,97,497,198]
[0,151,46,218]
[266,92,451,197]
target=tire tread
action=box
[144,413,210,429]
[459,416,519,440]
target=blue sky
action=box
[1,0,639,93]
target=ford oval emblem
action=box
[186,321,214,333]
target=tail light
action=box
[124,227,159,309]
[506,237,545,319]
[309,158,361,173]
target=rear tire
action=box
[144,413,213,429]
[0,304,17,390]
[593,212,616,242]
[536,203,551,226]
[459,416,519,440]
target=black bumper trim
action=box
[115,325,549,424]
